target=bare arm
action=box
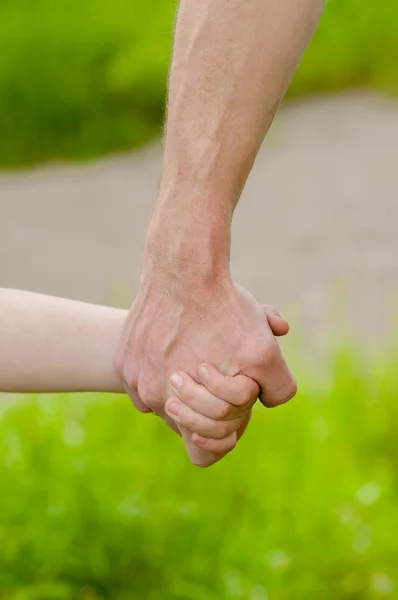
[117,0,324,465]
[149,0,325,261]
[0,289,125,393]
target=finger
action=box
[260,380,297,407]
[169,371,252,420]
[255,346,298,408]
[192,411,250,455]
[192,431,237,455]
[262,305,290,337]
[165,397,244,439]
[180,425,222,468]
[191,412,250,458]
[196,364,259,408]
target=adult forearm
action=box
[0,290,126,393]
[149,0,324,265]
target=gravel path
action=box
[1,93,398,356]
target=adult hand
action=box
[115,258,297,465]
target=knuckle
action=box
[235,388,252,407]
[200,369,222,397]
[216,402,232,420]
[185,413,199,431]
[211,381,224,398]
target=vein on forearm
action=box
[162,0,324,209]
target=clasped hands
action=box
[116,266,296,467]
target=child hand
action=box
[166,365,259,457]
[165,305,290,466]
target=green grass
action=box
[0,0,398,168]
[1,349,398,599]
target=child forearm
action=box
[0,289,126,393]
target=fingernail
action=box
[167,401,181,416]
[198,365,209,381]
[170,373,183,390]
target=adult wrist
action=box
[145,194,232,280]
[144,227,230,286]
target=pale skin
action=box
[0,289,287,466]
[116,0,325,465]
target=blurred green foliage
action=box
[1,350,398,599]
[0,0,398,168]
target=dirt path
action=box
[1,93,398,355]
